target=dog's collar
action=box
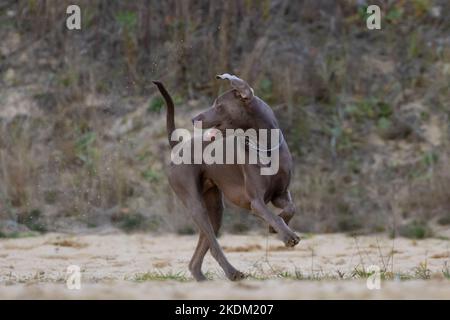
[244,131,284,153]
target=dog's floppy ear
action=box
[216,73,254,101]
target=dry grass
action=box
[0,0,449,235]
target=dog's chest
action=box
[265,166,290,198]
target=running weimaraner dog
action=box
[153,74,299,281]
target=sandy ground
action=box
[1,231,449,299]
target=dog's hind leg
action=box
[188,197,244,281]
[170,170,244,281]
[189,234,209,281]
[269,191,296,234]
[189,186,223,281]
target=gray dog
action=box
[153,74,300,281]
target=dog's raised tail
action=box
[152,81,176,149]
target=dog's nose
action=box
[192,114,204,125]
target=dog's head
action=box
[192,74,257,131]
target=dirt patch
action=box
[46,238,89,249]
[223,244,263,252]
[152,260,171,268]
[0,232,449,299]
[431,253,450,259]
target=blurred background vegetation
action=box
[0,0,449,238]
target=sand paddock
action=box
[1,232,449,299]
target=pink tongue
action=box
[205,128,220,140]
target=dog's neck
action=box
[247,97,280,131]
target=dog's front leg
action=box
[269,191,296,234]
[250,199,300,247]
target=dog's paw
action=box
[193,274,208,282]
[282,233,300,247]
[228,270,247,281]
